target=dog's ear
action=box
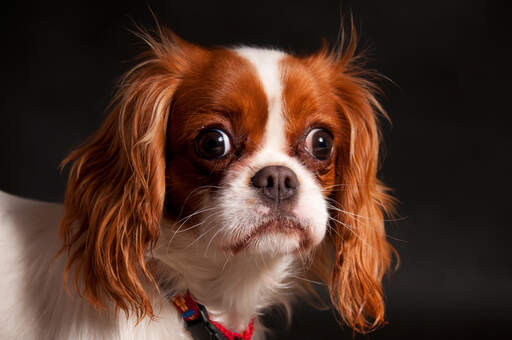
[309,27,396,333]
[59,28,204,320]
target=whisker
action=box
[177,185,223,219]
[186,222,220,248]
[321,184,350,191]
[326,197,407,223]
[326,202,407,242]
[290,275,324,286]
[205,225,227,255]
[327,222,344,240]
[220,255,231,273]
[328,216,376,251]
[167,207,219,245]
[174,210,223,234]
[327,205,367,222]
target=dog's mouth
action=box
[228,216,311,254]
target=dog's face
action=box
[60,29,394,333]
[165,47,342,255]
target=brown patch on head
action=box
[58,28,197,322]
[58,21,396,336]
[164,47,269,218]
[58,29,272,324]
[280,55,341,195]
[286,30,396,333]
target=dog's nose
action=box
[251,166,299,202]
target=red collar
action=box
[172,291,254,340]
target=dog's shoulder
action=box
[0,190,63,255]
[0,192,192,339]
[0,191,66,339]
[0,190,64,229]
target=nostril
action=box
[251,166,277,189]
[284,174,298,189]
[251,165,299,202]
[251,170,268,188]
[281,166,299,190]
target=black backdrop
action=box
[1,1,511,339]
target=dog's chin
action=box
[227,219,313,255]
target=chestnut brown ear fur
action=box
[308,27,396,333]
[58,22,394,331]
[59,28,198,320]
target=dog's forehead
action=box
[234,47,285,101]
[169,46,337,157]
[233,47,337,154]
[234,47,287,152]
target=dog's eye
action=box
[305,128,333,160]
[195,129,231,159]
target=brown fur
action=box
[59,29,198,320]
[304,29,396,333]
[59,24,395,333]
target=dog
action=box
[0,25,394,339]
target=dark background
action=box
[1,1,511,339]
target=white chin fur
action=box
[243,232,304,255]
[200,149,329,255]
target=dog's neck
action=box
[153,221,296,333]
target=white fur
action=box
[0,191,194,340]
[0,190,273,339]
[0,47,330,340]
[225,47,329,248]
[235,47,287,153]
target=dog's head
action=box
[60,27,394,333]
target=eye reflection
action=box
[195,129,231,159]
[305,128,333,160]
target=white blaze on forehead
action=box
[234,47,287,152]
[229,48,328,247]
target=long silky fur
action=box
[0,22,397,339]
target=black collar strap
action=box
[171,291,254,340]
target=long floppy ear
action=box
[59,28,198,320]
[311,28,396,333]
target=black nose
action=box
[251,166,299,202]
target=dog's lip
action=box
[228,216,306,253]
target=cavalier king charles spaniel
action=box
[0,24,394,340]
